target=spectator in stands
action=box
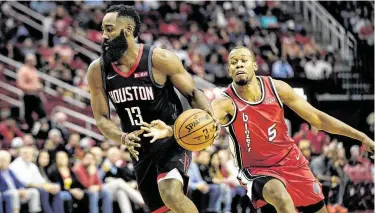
[36,151,51,181]
[304,54,333,80]
[65,133,82,165]
[73,151,112,213]
[23,134,36,147]
[0,41,24,63]
[53,37,74,64]
[294,123,327,155]
[205,54,224,81]
[0,193,4,213]
[348,145,361,166]
[50,112,70,142]
[90,147,104,168]
[16,53,46,132]
[45,129,67,164]
[260,10,279,28]
[0,150,41,213]
[298,139,312,161]
[100,147,145,213]
[271,57,294,78]
[310,142,338,204]
[188,150,220,213]
[208,152,232,213]
[49,151,87,213]
[9,147,64,213]
[20,38,36,57]
[8,137,24,161]
[0,117,23,150]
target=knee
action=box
[101,188,112,200]
[88,191,99,201]
[262,180,293,208]
[28,188,40,198]
[5,190,19,200]
[158,180,183,205]
[209,184,220,194]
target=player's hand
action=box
[123,129,144,161]
[140,120,172,143]
[207,109,221,139]
[362,137,374,158]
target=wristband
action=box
[121,132,128,145]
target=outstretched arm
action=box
[274,79,374,153]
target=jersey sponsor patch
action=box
[134,71,148,78]
[264,97,276,104]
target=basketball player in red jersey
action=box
[211,46,374,213]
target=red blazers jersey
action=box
[223,76,295,169]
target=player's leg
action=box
[262,178,297,213]
[156,141,198,213]
[158,178,198,213]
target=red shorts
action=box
[240,146,324,208]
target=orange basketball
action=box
[174,109,216,151]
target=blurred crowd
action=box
[0,0,343,97]
[0,1,373,213]
[0,112,373,213]
[320,1,374,46]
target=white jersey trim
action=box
[231,76,266,105]
[221,93,237,127]
[268,77,283,108]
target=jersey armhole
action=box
[268,77,283,108]
[148,46,164,88]
[221,93,237,127]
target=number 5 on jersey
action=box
[125,107,144,126]
[268,123,277,142]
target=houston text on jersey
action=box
[108,86,154,103]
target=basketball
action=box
[174,109,216,151]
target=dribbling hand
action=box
[122,129,144,161]
[207,109,221,139]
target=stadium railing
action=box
[51,106,105,141]
[291,1,357,65]
[3,2,100,60]
[0,81,24,117]
[0,54,90,108]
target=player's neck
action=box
[117,42,140,67]
[235,76,262,103]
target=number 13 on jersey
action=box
[125,107,144,126]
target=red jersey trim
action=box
[267,77,283,108]
[111,44,144,78]
[221,92,238,127]
[231,76,266,105]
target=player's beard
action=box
[102,30,128,62]
[235,77,250,86]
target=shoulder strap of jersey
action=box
[266,76,283,108]
[100,56,111,119]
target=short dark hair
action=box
[106,5,141,37]
[230,46,255,61]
